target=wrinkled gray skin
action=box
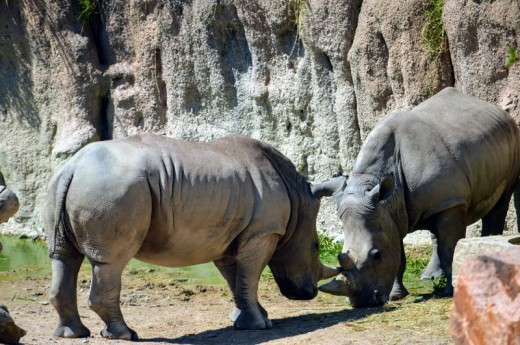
[44,134,341,340]
[319,87,520,308]
[0,186,19,224]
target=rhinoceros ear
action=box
[366,175,394,203]
[311,175,347,199]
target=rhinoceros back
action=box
[45,133,305,266]
[353,87,520,228]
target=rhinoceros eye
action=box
[369,249,382,263]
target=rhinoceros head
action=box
[319,175,401,307]
[0,186,19,223]
[268,176,345,300]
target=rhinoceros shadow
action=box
[140,307,394,344]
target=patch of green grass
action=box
[505,45,518,68]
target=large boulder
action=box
[0,186,19,224]
[449,246,520,345]
[0,305,26,344]
[452,235,520,286]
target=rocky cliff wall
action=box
[0,0,519,236]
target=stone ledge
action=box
[452,234,520,286]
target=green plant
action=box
[318,232,342,265]
[505,45,518,68]
[421,0,446,59]
[78,0,101,21]
[287,0,307,58]
[288,0,306,28]
[420,0,447,95]
[432,275,448,294]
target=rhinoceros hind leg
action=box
[420,234,445,280]
[431,207,466,296]
[481,189,512,236]
[88,262,138,340]
[50,255,91,338]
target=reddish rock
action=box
[449,247,520,345]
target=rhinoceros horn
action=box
[321,263,340,280]
[338,251,357,270]
[318,272,353,296]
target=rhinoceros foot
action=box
[233,307,272,330]
[420,258,445,280]
[101,324,138,340]
[389,277,409,301]
[389,286,409,301]
[53,321,91,338]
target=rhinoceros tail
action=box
[46,165,78,258]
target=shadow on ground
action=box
[139,307,394,344]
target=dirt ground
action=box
[0,263,454,345]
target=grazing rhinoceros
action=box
[44,133,341,340]
[0,186,19,224]
[319,87,520,307]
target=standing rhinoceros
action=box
[319,87,520,307]
[44,133,341,340]
[0,186,19,224]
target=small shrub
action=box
[421,0,446,60]
[318,232,342,265]
[287,0,307,58]
[78,0,101,21]
[420,0,447,95]
[432,275,448,294]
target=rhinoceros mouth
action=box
[319,271,389,308]
[276,277,318,300]
[346,287,388,308]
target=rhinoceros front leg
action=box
[231,234,278,330]
[88,262,137,340]
[430,207,467,296]
[49,254,90,338]
[389,241,409,301]
[481,188,512,236]
[214,257,268,321]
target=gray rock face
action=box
[0,0,518,237]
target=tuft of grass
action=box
[420,0,447,95]
[420,0,446,60]
[78,0,101,21]
[505,45,518,68]
[288,0,306,28]
[287,0,307,59]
